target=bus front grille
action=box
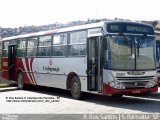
[115,76,155,88]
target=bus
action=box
[0,39,2,71]
[1,21,158,99]
[155,31,160,84]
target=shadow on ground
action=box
[19,85,160,113]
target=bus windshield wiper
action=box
[121,35,133,58]
[136,35,146,58]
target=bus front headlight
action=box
[145,80,157,88]
[109,81,125,89]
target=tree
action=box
[152,21,158,28]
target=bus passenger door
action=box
[87,37,102,92]
[8,45,16,80]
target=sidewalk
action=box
[0,71,17,89]
[0,71,16,84]
[0,78,15,84]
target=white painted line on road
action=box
[125,95,160,102]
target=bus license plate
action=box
[132,91,141,93]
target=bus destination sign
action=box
[126,26,149,33]
[107,22,154,35]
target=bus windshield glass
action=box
[104,35,155,70]
[156,33,160,68]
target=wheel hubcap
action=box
[72,82,80,95]
[18,74,23,89]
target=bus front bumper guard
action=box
[103,84,158,95]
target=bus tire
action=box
[71,76,83,99]
[17,72,24,90]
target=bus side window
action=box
[52,34,67,56]
[26,37,38,57]
[38,35,51,57]
[2,41,9,57]
[17,40,26,57]
[68,31,86,56]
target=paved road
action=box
[0,86,160,114]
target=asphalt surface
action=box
[0,86,160,115]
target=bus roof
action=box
[2,21,154,41]
[2,21,105,41]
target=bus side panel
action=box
[15,58,37,85]
[50,57,87,91]
[1,58,9,80]
[32,57,88,92]
[34,58,51,87]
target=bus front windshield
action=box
[104,35,156,70]
[156,41,160,68]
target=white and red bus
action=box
[0,39,2,70]
[155,31,160,84]
[1,21,158,99]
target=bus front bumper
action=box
[103,84,158,95]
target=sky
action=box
[0,0,159,28]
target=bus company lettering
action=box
[43,66,60,72]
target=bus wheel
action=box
[71,76,82,99]
[17,72,24,90]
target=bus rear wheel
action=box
[17,72,24,90]
[71,76,83,99]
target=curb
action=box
[0,87,18,92]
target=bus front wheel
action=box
[17,72,24,90]
[71,76,83,99]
